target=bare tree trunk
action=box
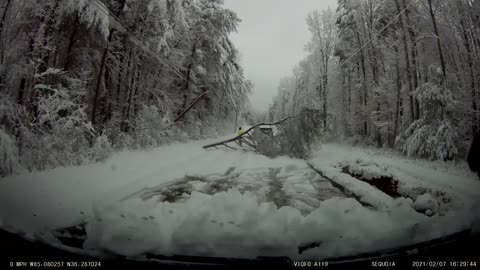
[365,1,379,86]
[322,53,328,133]
[355,30,368,136]
[427,0,447,83]
[91,45,109,125]
[404,0,420,119]
[91,0,126,125]
[395,0,415,124]
[217,89,226,117]
[421,42,429,83]
[123,52,140,133]
[291,80,299,116]
[103,60,113,122]
[0,0,10,39]
[320,46,329,134]
[364,2,382,145]
[322,76,327,132]
[181,43,197,114]
[17,38,35,105]
[115,37,127,110]
[393,46,402,146]
[63,13,80,70]
[132,56,144,118]
[346,69,352,137]
[120,47,135,132]
[0,0,11,64]
[234,108,238,132]
[118,47,132,110]
[461,17,478,134]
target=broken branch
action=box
[174,91,209,122]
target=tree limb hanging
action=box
[174,90,209,122]
[203,113,302,149]
[135,90,209,133]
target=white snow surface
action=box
[1,140,480,260]
[413,193,439,213]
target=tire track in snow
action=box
[307,164,376,209]
[265,168,290,208]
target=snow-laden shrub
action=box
[0,129,24,177]
[112,131,134,150]
[19,71,95,171]
[184,120,202,140]
[200,124,218,138]
[134,130,158,149]
[104,113,126,150]
[399,68,459,161]
[0,95,24,175]
[132,105,163,148]
[89,133,112,162]
[200,116,222,138]
[402,119,458,161]
[131,104,189,147]
[0,93,19,132]
[19,118,92,171]
[19,127,56,171]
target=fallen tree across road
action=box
[202,114,301,150]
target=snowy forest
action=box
[269,0,480,162]
[0,0,251,176]
[1,0,480,177]
[1,0,480,264]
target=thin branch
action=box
[223,144,238,151]
[414,35,439,45]
[240,138,256,149]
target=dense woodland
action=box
[1,0,479,177]
[269,0,480,161]
[0,0,251,176]
[268,0,480,160]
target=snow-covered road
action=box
[1,138,479,260]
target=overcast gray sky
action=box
[223,0,338,111]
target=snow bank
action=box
[308,164,400,212]
[305,143,479,257]
[340,160,393,180]
[310,144,480,209]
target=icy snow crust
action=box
[1,139,479,260]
